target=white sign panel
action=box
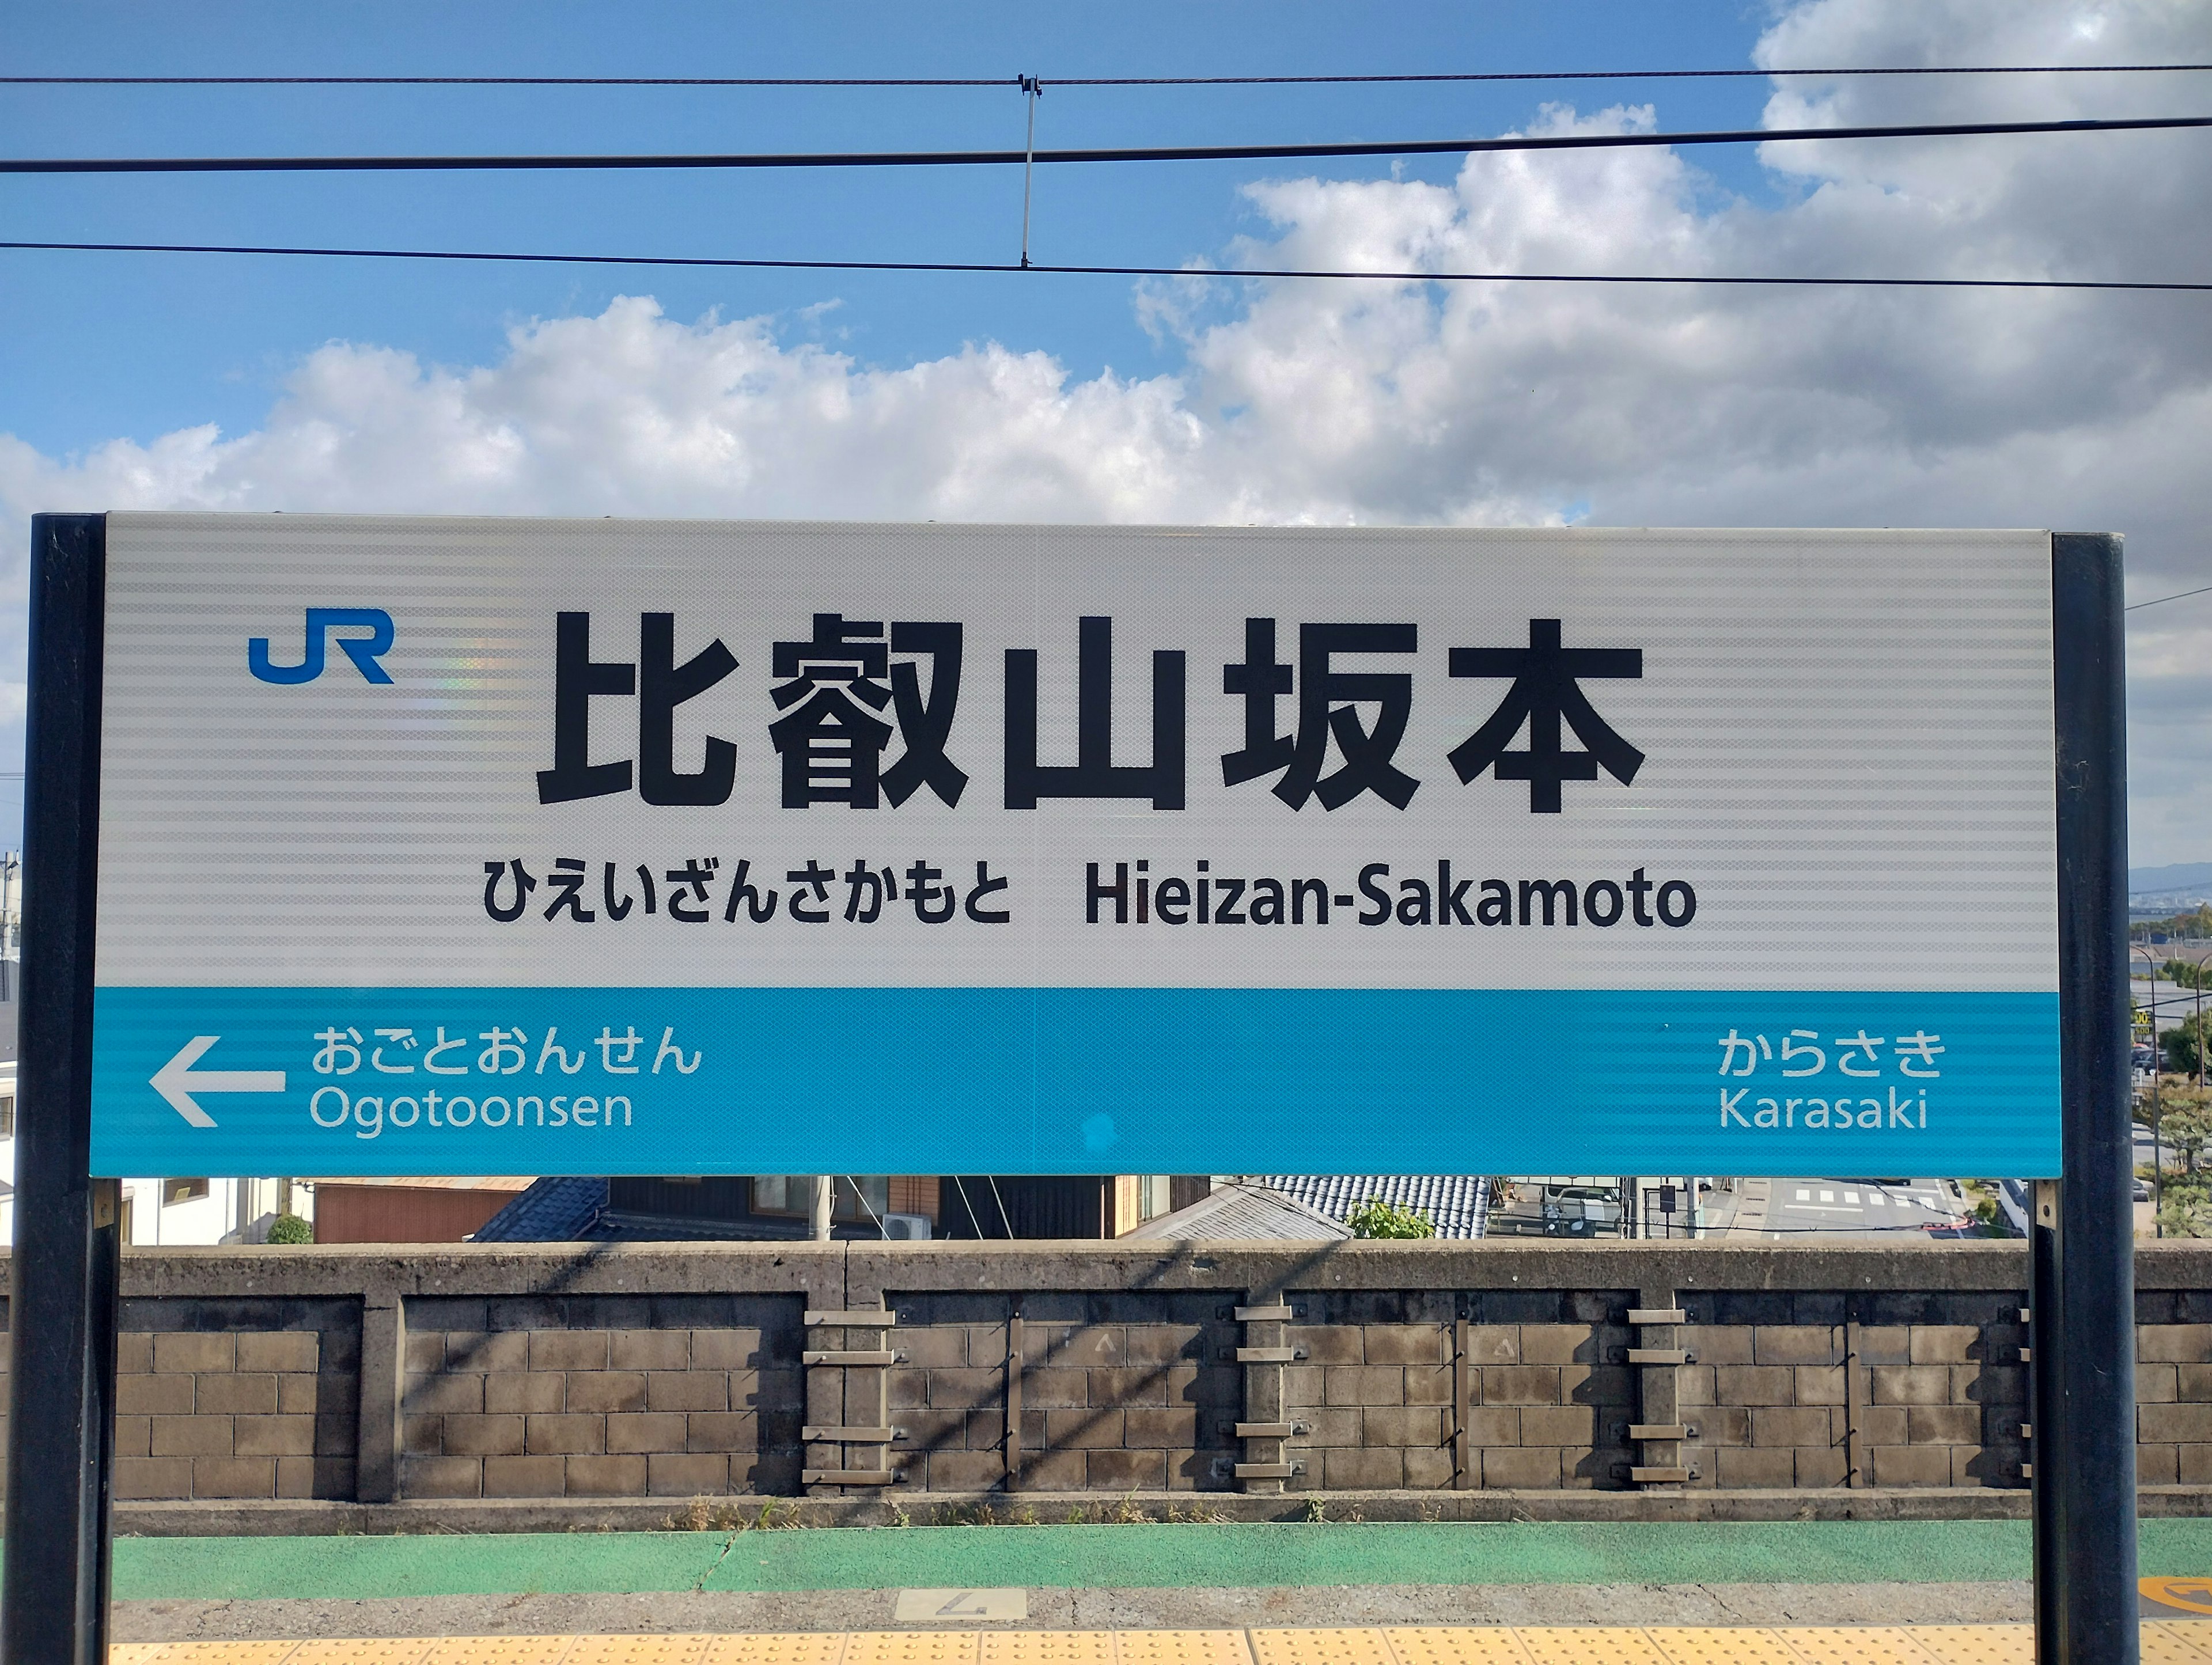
[90,515,2060,1177]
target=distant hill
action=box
[2131,862,2212,901]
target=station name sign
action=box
[88,517,2062,1177]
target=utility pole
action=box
[1,850,16,1003]
[809,1176,834,1242]
[2135,944,2162,1236]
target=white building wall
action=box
[116,1176,313,1246]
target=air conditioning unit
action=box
[881,1212,932,1241]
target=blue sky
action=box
[1,1,1785,456]
[2,0,2210,863]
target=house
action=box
[472,1173,1215,1242]
[1260,1174,1491,1238]
[308,1176,536,1243]
[1119,1179,1350,1240]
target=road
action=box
[1707,1176,1970,1240]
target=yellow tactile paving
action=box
[841,1636,981,1665]
[421,1642,582,1665]
[1249,1627,1395,1664]
[1386,1628,1535,1663]
[562,1639,719,1665]
[1647,1629,1805,1664]
[102,1624,2212,1665]
[699,1638,850,1664]
[1513,1628,1670,1663]
[1108,1632,1254,1664]
[1884,1630,2031,1664]
[2145,1624,2212,1664]
[1769,1628,1940,1664]
[979,1635,1117,1663]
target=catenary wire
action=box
[2127,583,2212,610]
[3,240,2205,291]
[6,113,2209,174]
[5,65,2210,87]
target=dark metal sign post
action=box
[5,514,119,1665]
[2037,533,2139,1662]
[0,515,2141,1661]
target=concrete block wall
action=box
[881,1292,1014,1493]
[1675,1291,2027,1491]
[1014,1292,1239,1492]
[877,1291,1242,1492]
[2133,1290,2212,1486]
[1447,1293,1636,1492]
[109,1298,358,1502]
[0,1241,2207,1514]
[397,1295,805,1499]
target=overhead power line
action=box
[5,64,2209,88]
[6,113,2208,175]
[2128,583,2212,611]
[5,239,2205,292]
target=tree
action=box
[2159,1188,2212,1241]
[2131,904,2212,943]
[1348,1197,1435,1239]
[2162,1011,2212,1082]
[2154,1087,2212,1177]
[265,1213,313,1245]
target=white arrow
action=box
[151,1036,286,1129]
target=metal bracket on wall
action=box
[1005,1303,1024,1492]
[802,1307,897,1494]
[1453,1310,1474,1489]
[1632,1288,1688,1493]
[1236,1290,1296,1496]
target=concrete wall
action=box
[397,1294,806,1500]
[112,1302,358,1503]
[0,1241,2205,1522]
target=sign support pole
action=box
[3,513,119,1665]
[2036,531,2137,1663]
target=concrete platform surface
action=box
[96,1623,2212,1662]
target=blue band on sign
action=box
[90,986,2061,1179]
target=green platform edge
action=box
[32,1520,2212,1603]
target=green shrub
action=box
[265,1212,313,1245]
[1347,1197,1435,1239]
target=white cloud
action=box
[2,0,2209,858]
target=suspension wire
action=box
[7,112,2209,175]
[985,1174,1014,1241]
[2,75,1018,88]
[1018,74,1041,268]
[1055,65,2212,86]
[5,64,2209,88]
[4,239,2205,291]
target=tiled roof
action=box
[472,1180,862,1243]
[1121,1180,1350,1241]
[1259,1175,1490,1239]
[308,1176,535,1192]
[469,1176,608,1242]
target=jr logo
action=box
[249,608,396,685]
